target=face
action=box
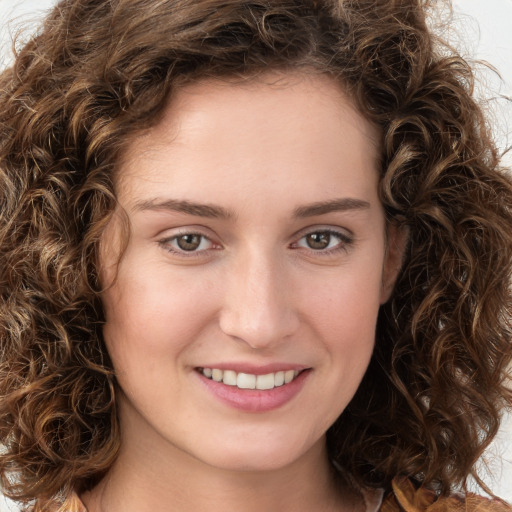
[100,73,402,473]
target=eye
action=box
[161,233,215,254]
[295,229,352,252]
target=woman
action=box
[1,0,512,510]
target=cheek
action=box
[303,260,384,343]
[299,255,385,403]
[101,261,218,367]
[299,277,381,434]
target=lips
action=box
[196,365,311,412]
[199,367,300,390]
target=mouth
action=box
[197,367,303,390]
[196,366,311,412]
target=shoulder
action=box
[380,477,512,512]
[25,494,87,512]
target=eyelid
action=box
[158,228,222,257]
[291,226,354,253]
[157,225,354,258]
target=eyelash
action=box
[292,229,353,254]
[158,228,354,258]
[158,231,219,258]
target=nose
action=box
[219,248,299,350]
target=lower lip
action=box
[197,370,310,413]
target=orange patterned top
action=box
[381,478,511,512]
[47,477,511,511]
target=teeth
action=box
[256,373,275,390]
[223,370,237,386]
[284,370,295,384]
[200,368,301,390]
[237,372,256,389]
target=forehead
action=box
[116,72,381,208]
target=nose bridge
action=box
[219,243,298,348]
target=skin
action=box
[84,72,404,512]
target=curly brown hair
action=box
[1,0,512,509]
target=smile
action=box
[199,368,300,390]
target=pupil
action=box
[307,232,330,249]
[177,234,201,251]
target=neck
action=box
[82,437,361,512]
[81,396,364,512]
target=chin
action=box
[189,434,324,474]
[203,452,299,473]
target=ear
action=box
[380,222,408,304]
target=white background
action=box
[0,0,511,509]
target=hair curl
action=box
[1,0,512,509]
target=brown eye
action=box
[176,234,203,251]
[160,232,216,256]
[295,229,352,253]
[305,232,332,250]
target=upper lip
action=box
[195,363,310,375]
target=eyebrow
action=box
[293,198,371,217]
[132,198,235,219]
[132,197,370,219]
